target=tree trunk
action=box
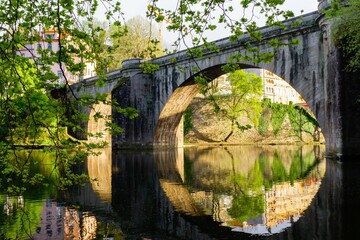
[223,130,234,142]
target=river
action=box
[0,145,357,239]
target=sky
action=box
[119,0,319,19]
[102,0,319,49]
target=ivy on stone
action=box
[329,0,360,72]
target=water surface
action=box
[0,145,351,239]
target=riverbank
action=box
[184,97,325,145]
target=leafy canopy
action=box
[108,15,164,70]
[329,0,360,72]
[0,0,126,196]
[0,0,297,195]
[196,70,263,142]
[147,0,297,60]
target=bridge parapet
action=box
[151,11,320,69]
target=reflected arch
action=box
[154,146,328,237]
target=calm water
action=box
[0,145,358,239]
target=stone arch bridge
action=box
[69,1,360,158]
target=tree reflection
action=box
[271,152,288,182]
[0,194,43,239]
[0,149,124,239]
[184,145,326,233]
[228,161,265,223]
[0,151,60,238]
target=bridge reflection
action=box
[155,146,326,235]
[108,145,341,239]
[42,145,342,239]
[0,146,344,239]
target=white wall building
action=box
[257,69,305,105]
[213,69,305,105]
[18,28,96,85]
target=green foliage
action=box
[147,0,296,64]
[270,104,287,136]
[140,61,160,74]
[228,192,265,222]
[0,195,43,239]
[258,114,270,136]
[289,152,302,184]
[196,70,263,142]
[0,0,124,196]
[288,105,317,141]
[1,150,59,196]
[194,74,213,96]
[108,16,164,71]
[258,99,271,135]
[184,107,194,136]
[228,161,265,222]
[226,70,264,127]
[271,152,288,182]
[330,0,360,72]
[258,100,319,141]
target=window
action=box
[48,43,52,51]
[37,43,42,50]
[57,70,63,79]
[25,44,33,50]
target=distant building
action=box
[32,200,97,239]
[33,200,65,240]
[256,69,305,105]
[210,69,306,105]
[191,177,321,235]
[18,27,96,85]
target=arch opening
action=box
[155,65,325,147]
[154,64,237,146]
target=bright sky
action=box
[106,0,319,49]
[120,0,318,19]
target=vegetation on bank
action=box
[184,98,322,144]
[187,68,321,144]
[194,70,264,142]
[328,0,360,72]
[258,99,321,142]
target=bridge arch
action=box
[154,63,258,146]
[87,94,112,143]
[154,61,321,147]
[146,10,328,149]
